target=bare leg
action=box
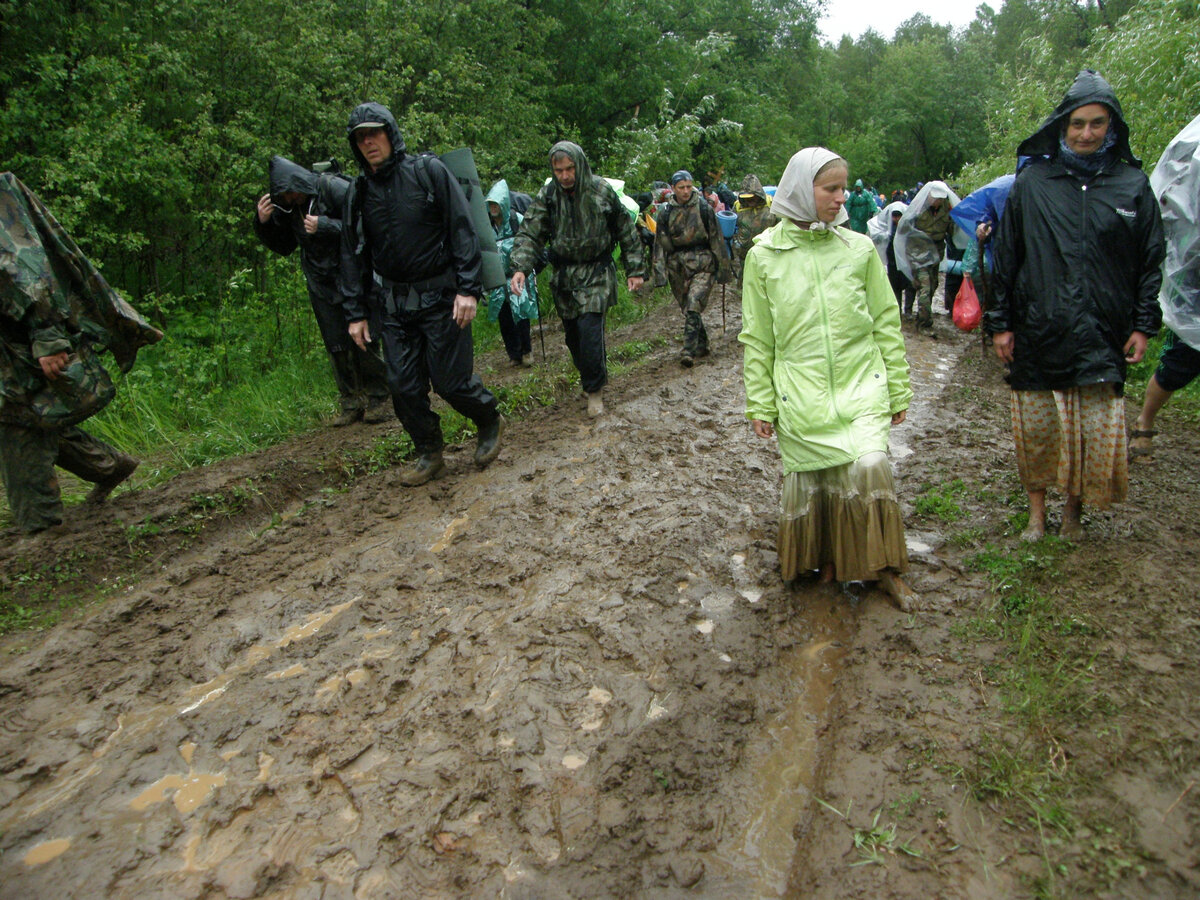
[1131,375,1171,458]
[818,563,835,583]
[1022,489,1046,542]
[1060,494,1084,539]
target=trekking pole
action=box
[721,281,727,334]
[537,305,546,362]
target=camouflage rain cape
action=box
[0,172,162,428]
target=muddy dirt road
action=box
[2,294,1197,899]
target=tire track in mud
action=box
[0,302,969,898]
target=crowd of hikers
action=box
[5,71,1199,615]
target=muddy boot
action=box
[474,416,504,468]
[681,311,701,367]
[587,391,605,417]
[362,398,393,424]
[331,406,363,427]
[696,318,710,359]
[86,453,139,504]
[400,450,446,486]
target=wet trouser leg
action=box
[311,281,390,410]
[1,421,123,533]
[562,312,607,394]
[381,304,499,454]
[497,302,532,362]
[913,266,938,325]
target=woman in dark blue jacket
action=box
[986,70,1165,541]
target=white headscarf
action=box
[770,147,849,231]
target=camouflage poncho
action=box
[732,174,777,269]
[511,142,646,318]
[0,173,161,428]
[652,189,730,296]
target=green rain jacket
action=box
[739,220,911,473]
[485,179,539,323]
[1,173,161,429]
[510,142,646,318]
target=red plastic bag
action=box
[953,277,981,331]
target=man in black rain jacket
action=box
[254,156,390,425]
[986,69,1165,541]
[339,102,502,485]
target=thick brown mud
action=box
[2,292,1198,899]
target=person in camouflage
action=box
[254,156,390,426]
[732,174,776,285]
[653,170,731,366]
[909,183,954,329]
[510,142,646,417]
[1,173,161,537]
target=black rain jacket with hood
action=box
[338,102,482,321]
[253,156,349,288]
[986,70,1165,392]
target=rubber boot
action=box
[86,453,139,504]
[587,391,605,417]
[474,416,504,468]
[400,450,446,487]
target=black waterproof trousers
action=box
[497,302,532,363]
[562,312,607,394]
[380,302,499,454]
[309,280,390,412]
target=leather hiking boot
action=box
[400,451,446,487]
[331,407,363,427]
[474,416,504,468]
[587,391,605,417]
[362,399,392,424]
[86,453,139,504]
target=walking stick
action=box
[537,303,546,362]
[721,281,726,334]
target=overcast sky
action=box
[818,0,983,43]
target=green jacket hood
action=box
[486,179,514,239]
[1017,69,1139,168]
[755,218,845,252]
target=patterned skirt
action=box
[778,451,909,582]
[1011,384,1127,507]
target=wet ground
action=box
[2,290,1197,898]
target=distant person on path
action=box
[740,148,916,609]
[254,156,391,426]
[1,172,161,539]
[869,201,914,315]
[845,178,878,234]
[510,141,646,417]
[653,169,731,367]
[731,174,777,285]
[1129,112,1200,461]
[986,70,1165,540]
[898,181,957,331]
[339,102,503,486]
[485,179,539,368]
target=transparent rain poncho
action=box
[892,181,968,282]
[1149,112,1200,352]
[868,201,908,265]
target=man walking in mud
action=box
[653,169,731,367]
[339,102,503,485]
[1,172,161,540]
[509,141,646,417]
[255,155,391,426]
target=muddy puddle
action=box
[0,300,969,897]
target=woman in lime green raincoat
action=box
[739,148,916,608]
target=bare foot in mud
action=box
[877,570,918,612]
[1020,522,1045,542]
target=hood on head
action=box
[486,178,513,237]
[268,156,319,200]
[548,141,593,192]
[1017,69,1139,167]
[738,174,767,202]
[346,102,407,173]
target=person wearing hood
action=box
[906,181,955,329]
[986,70,1165,540]
[739,149,916,610]
[652,170,731,366]
[254,156,391,426]
[869,201,914,314]
[2,173,161,539]
[485,179,539,367]
[846,179,878,234]
[339,102,503,486]
[732,174,777,285]
[509,142,646,417]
